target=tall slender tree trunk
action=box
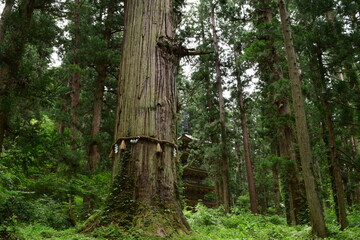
[342,172,352,209]
[68,195,77,226]
[0,1,15,153]
[278,0,327,237]
[355,185,360,205]
[199,23,223,209]
[205,72,223,208]
[88,65,106,170]
[270,142,281,215]
[278,101,309,225]
[91,0,190,236]
[84,63,107,216]
[272,166,281,214]
[87,0,115,171]
[236,76,258,215]
[210,4,230,213]
[70,0,81,139]
[235,141,246,196]
[196,20,223,208]
[253,0,307,222]
[314,45,348,230]
[0,1,13,152]
[58,79,71,134]
[0,67,10,154]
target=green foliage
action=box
[27,196,70,229]
[180,204,311,239]
[15,224,99,240]
[235,195,251,210]
[2,205,360,239]
[178,205,360,240]
[324,208,360,240]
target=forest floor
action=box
[4,204,360,240]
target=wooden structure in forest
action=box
[178,134,215,208]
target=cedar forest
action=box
[0,0,359,239]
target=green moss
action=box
[103,150,136,225]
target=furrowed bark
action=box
[86,0,191,237]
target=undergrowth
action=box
[175,204,312,240]
[2,204,359,239]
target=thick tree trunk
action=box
[278,0,327,237]
[97,1,190,237]
[210,5,230,213]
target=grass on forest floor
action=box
[4,205,360,240]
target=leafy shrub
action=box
[15,224,100,240]
[236,195,251,210]
[181,205,360,240]
[182,204,311,239]
[0,188,70,230]
[220,215,240,229]
[27,196,70,229]
[0,192,32,224]
[347,208,360,228]
[0,216,18,240]
[184,204,222,228]
[266,215,285,225]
